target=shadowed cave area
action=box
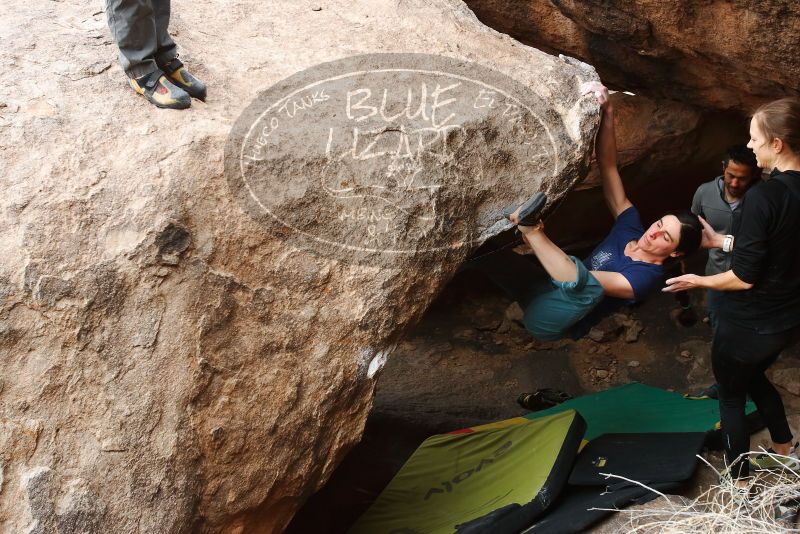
[287,122,800,532]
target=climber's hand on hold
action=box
[580,81,610,110]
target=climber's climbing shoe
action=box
[129,70,191,110]
[504,192,547,226]
[160,57,207,101]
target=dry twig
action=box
[593,450,800,533]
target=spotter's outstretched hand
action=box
[663,274,704,293]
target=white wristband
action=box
[722,235,734,253]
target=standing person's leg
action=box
[713,320,796,479]
[688,289,723,401]
[711,323,752,479]
[152,0,177,65]
[106,0,159,78]
[106,0,191,108]
[745,328,800,470]
[748,351,793,454]
[152,0,208,100]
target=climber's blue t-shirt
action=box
[582,206,664,303]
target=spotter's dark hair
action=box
[723,144,759,174]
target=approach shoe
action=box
[129,70,191,110]
[160,57,207,101]
[749,443,800,472]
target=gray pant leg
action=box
[153,0,177,66]
[106,0,158,78]
[106,0,176,78]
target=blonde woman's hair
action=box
[753,97,800,153]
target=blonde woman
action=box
[665,97,800,484]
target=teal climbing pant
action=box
[466,247,604,341]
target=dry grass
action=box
[595,451,800,533]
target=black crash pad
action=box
[569,432,707,486]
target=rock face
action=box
[0,0,600,532]
[464,0,800,112]
[770,367,800,396]
[578,92,702,191]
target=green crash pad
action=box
[526,382,757,441]
[349,410,585,534]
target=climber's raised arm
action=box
[583,81,633,219]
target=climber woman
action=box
[664,97,800,484]
[465,81,702,340]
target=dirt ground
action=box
[287,253,800,533]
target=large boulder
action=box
[0,0,599,532]
[464,0,800,112]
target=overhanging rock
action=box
[464,0,800,112]
[0,0,599,531]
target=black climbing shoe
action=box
[517,388,573,412]
[504,192,547,226]
[160,57,207,101]
[129,69,191,110]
